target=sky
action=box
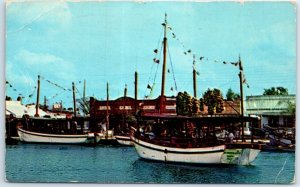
[5,0,296,108]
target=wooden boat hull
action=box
[115,135,133,146]
[17,127,92,144]
[131,136,225,164]
[132,136,261,165]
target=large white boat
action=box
[17,127,94,144]
[131,114,261,165]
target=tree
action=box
[78,97,90,115]
[176,91,197,116]
[263,87,288,96]
[6,96,12,101]
[226,88,240,101]
[202,88,224,115]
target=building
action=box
[89,96,241,118]
[245,95,296,128]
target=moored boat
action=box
[115,135,133,146]
[131,114,262,165]
[17,127,94,144]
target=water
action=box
[5,143,295,183]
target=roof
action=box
[246,95,295,115]
[139,114,259,123]
[6,101,28,118]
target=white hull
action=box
[17,127,92,144]
[132,136,225,164]
[115,135,133,146]
[132,136,260,165]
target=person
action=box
[235,129,240,141]
[228,132,235,143]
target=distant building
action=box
[89,96,241,118]
[246,95,296,128]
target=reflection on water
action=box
[5,144,295,183]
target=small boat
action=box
[115,135,133,146]
[17,127,95,144]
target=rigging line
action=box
[167,43,178,91]
[47,90,65,101]
[144,27,164,98]
[274,156,288,183]
[149,42,164,98]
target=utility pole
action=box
[35,75,40,117]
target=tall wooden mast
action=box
[238,55,245,142]
[134,71,138,113]
[83,79,86,117]
[35,75,40,117]
[193,55,197,98]
[160,13,168,113]
[106,82,109,133]
[72,82,77,118]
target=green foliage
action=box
[176,91,198,116]
[202,88,224,115]
[6,96,12,101]
[226,88,240,101]
[78,98,90,115]
[263,87,288,96]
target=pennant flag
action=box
[170,87,173,91]
[6,81,9,84]
[145,95,148,99]
[184,52,187,55]
[187,49,191,53]
[154,49,158,53]
[172,33,176,38]
[155,59,160,64]
[196,71,200,76]
[223,61,227,64]
[167,69,170,73]
[147,84,152,89]
[29,94,33,98]
[199,57,204,60]
[153,58,156,62]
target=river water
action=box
[5,143,295,184]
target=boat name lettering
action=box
[98,106,111,110]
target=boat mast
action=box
[193,55,197,98]
[83,79,86,117]
[160,13,168,114]
[72,82,77,118]
[106,82,109,134]
[238,55,245,142]
[134,71,138,113]
[35,75,40,117]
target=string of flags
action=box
[166,23,250,89]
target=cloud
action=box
[7,1,72,33]
[14,49,77,82]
